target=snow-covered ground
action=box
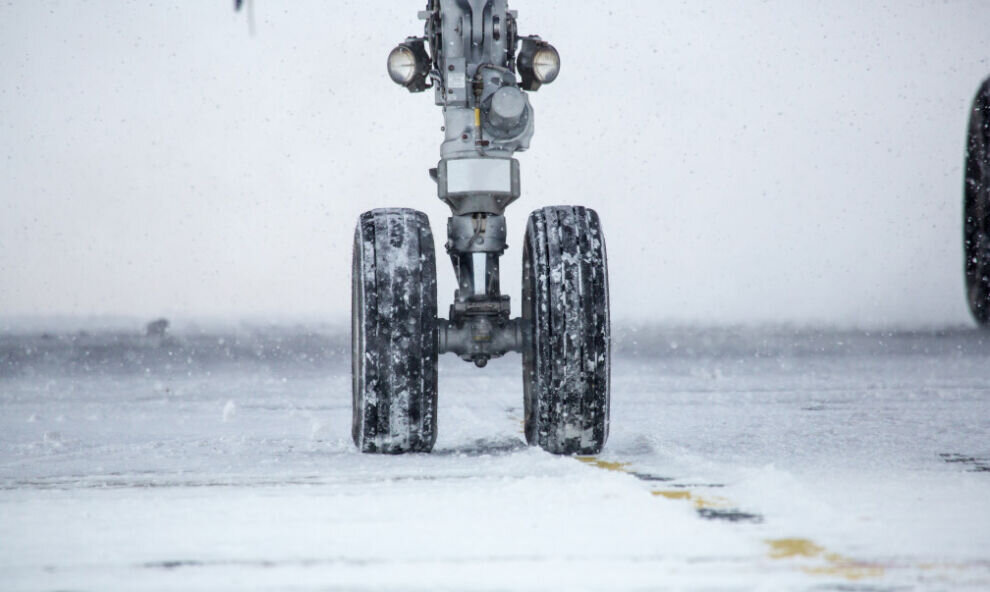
[1,325,989,591]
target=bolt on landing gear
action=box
[352,0,610,455]
[965,75,990,326]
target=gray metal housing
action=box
[402,0,551,366]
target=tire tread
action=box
[353,208,438,453]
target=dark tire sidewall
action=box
[966,77,990,326]
[351,208,438,453]
[523,206,610,454]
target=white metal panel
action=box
[446,158,512,193]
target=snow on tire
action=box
[522,206,610,455]
[352,208,438,453]
[965,75,990,326]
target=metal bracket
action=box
[438,316,524,367]
[437,158,520,215]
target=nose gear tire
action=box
[352,208,439,453]
[522,206,610,455]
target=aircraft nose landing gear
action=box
[352,0,610,455]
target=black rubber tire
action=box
[352,208,438,453]
[965,76,990,326]
[522,206,610,455]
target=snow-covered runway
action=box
[2,326,989,590]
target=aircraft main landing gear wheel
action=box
[352,208,438,453]
[522,206,611,455]
[965,76,990,326]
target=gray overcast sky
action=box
[1,1,988,326]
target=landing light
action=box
[388,39,430,93]
[517,39,560,91]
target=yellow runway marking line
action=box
[651,490,691,500]
[651,489,732,509]
[766,538,884,581]
[575,458,730,508]
[575,458,928,583]
[575,456,631,473]
[575,458,727,506]
[766,538,825,559]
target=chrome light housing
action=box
[517,38,560,91]
[387,39,431,92]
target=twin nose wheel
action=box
[351,207,610,455]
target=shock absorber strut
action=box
[387,0,560,366]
